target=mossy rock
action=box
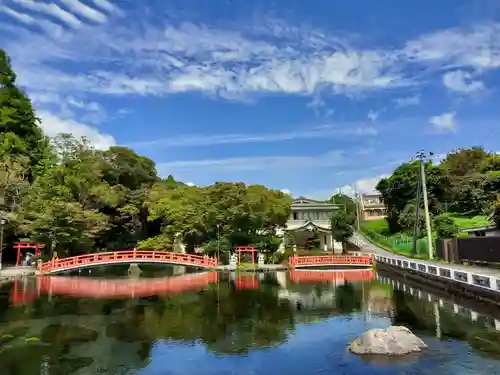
[0,326,29,347]
[40,324,98,345]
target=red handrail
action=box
[288,255,372,268]
[38,250,218,274]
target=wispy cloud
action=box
[429,112,457,133]
[442,70,485,93]
[3,6,500,104]
[90,0,118,13]
[157,150,345,172]
[394,95,420,108]
[127,125,378,149]
[60,0,107,23]
[11,0,82,28]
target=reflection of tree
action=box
[107,284,296,355]
[334,283,363,314]
[391,289,500,359]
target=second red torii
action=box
[234,245,257,265]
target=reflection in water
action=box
[1,268,500,374]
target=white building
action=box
[282,197,344,253]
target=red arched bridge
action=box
[288,254,373,268]
[10,272,218,304]
[37,250,218,275]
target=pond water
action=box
[2,265,500,375]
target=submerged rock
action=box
[41,324,98,345]
[349,326,426,356]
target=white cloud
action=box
[367,110,379,122]
[394,95,420,107]
[60,0,107,23]
[12,0,82,28]
[403,23,500,70]
[38,111,116,150]
[90,0,118,13]
[0,5,35,24]
[157,150,344,172]
[127,125,378,148]
[2,6,500,141]
[280,189,293,196]
[429,112,457,133]
[336,175,387,198]
[442,70,485,93]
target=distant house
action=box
[284,196,344,253]
[459,224,500,237]
[459,213,499,237]
[358,193,387,221]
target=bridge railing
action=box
[288,255,372,268]
[38,250,218,274]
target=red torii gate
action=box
[13,242,40,266]
[235,245,257,265]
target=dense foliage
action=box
[376,147,500,235]
[0,49,290,260]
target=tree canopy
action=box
[376,147,500,234]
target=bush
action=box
[434,215,459,238]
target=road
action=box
[353,233,500,278]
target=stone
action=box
[40,324,98,345]
[349,326,426,356]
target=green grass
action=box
[446,215,491,229]
[360,214,492,259]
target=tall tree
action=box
[0,49,50,174]
[328,193,356,217]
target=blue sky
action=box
[1,0,500,199]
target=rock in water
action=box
[349,326,426,356]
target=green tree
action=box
[0,49,51,174]
[397,202,426,235]
[328,193,356,217]
[376,161,447,233]
[330,209,354,253]
[434,215,460,239]
[143,182,291,253]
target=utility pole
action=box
[416,150,434,259]
[0,218,5,270]
[351,183,361,232]
[411,163,422,256]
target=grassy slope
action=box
[360,215,491,258]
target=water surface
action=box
[1,266,500,375]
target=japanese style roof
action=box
[286,220,331,232]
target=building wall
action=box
[358,193,386,221]
[285,198,343,252]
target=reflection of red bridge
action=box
[38,250,218,274]
[289,269,374,283]
[288,255,372,268]
[10,272,218,304]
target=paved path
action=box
[353,233,500,277]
